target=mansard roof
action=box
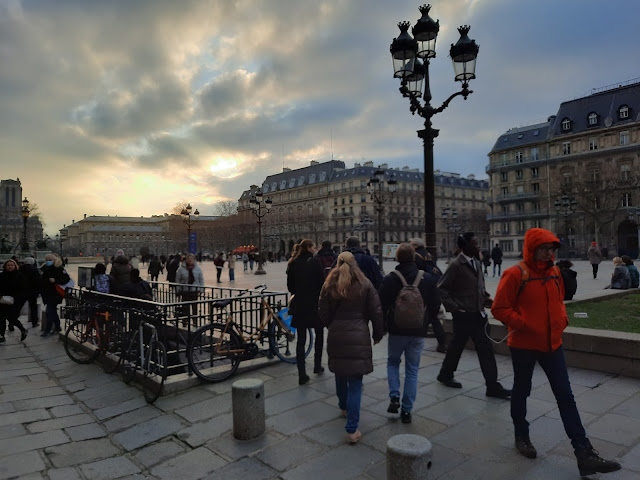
[490,122,550,153]
[261,160,346,194]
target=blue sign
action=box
[189,232,197,254]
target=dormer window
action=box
[561,118,572,131]
[619,105,629,119]
[588,112,598,126]
[288,178,296,188]
[298,175,305,186]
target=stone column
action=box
[386,434,432,479]
[232,378,265,440]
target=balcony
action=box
[495,192,540,203]
[486,155,548,173]
[487,210,549,220]
[331,212,355,218]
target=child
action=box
[556,260,577,300]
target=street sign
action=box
[189,232,197,254]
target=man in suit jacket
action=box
[436,232,510,399]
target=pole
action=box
[22,215,29,252]
[377,205,383,271]
[256,211,265,275]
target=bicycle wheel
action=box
[122,331,140,384]
[143,340,167,404]
[101,317,126,374]
[188,323,241,382]
[268,321,313,364]
[64,320,100,364]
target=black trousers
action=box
[591,264,599,278]
[439,312,499,388]
[296,325,324,374]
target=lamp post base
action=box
[254,266,267,275]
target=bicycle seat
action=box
[212,298,233,309]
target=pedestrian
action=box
[214,252,224,283]
[175,253,204,319]
[19,257,41,327]
[338,236,383,289]
[148,255,162,282]
[492,228,621,476]
[480,248,491,275]
[40,254,70,337]
[378,244,440,423]
[227,252,235,282]
[242,252,249,272]
[608,256,630,290]
[587,241,602,279]
[318,251,384,443]
[129,254,140,270]
[556,260,578,300]
[436,232,511,399]
[249,252,255,271]
[118,269,153,301]
[0,259,28,343]
[166,254,181,283]
[622,255,639,288]
[109,249,132,294]
[286,239,326,384]
[491,243,503,277]
[94,263,110,293]
[316,240,337,278]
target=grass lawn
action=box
[565,291,640,333]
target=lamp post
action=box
[441,206,459,262]
[634,207,640,259]
[180,204,200,254]
[21,197,30,253]
[249,190,273,275]
[367,167,397,271]
[390,4,479,259]
[554,192,577,257]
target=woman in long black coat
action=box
[40,254,70,337]
[286,239,326,384]
[0,258,29,342]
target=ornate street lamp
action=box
[441,206,459,262]
[634,207,640,259]
[554,193,577,256]
[390,4,479,259]
[249,190,273,275]
[21,197,30,252]
[180,204,200,254]
[367,168,397,271]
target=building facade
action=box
[487,80,640,257]
[0,179,44,253]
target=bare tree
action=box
[212,201,238,217]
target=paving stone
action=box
[104,406,161,432]
[207,431,282,461]
[612,395,640,420]
[0,403,16,416]
[527,415,567,454]
[422,442,468,480]
[0,429,69,456]
[565,368,614,388]
[202,456,277,480]
[82,386,141,410]
[66,422,107,441]
[150,446,227,480]
[597,376,640,397]
[303,410,387,447]
[17,395,74,410]
[518,453,577,480]
[45,438,121,468]
[94,396,148,420]
[153,388,217,412]
[79,456,141,480]
[26,374,50,383]
[176,413,233,448]
[265,387,328,416]
[574,389,626,414]
[0,450,46,480]
[134,440,186,468]
[0,367,47,378]
[27,413,94,433]
[280,443,384,480]
[174,392,232,422]
[0,376,27,387]
[50,404,84,418]
[415,394,491,425]
[437,454,536,480]
[75,382,132,402]
[266,401,339,435]
[48,467,83,480]
[417,378,484,400]
[620,441,640,472]
[114,415,183,451]
[0,423,26,440]
[588,413,640,446]
[0,379,58,393]
[359,414,447,453]
[255,435,325,472]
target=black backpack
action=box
[390,270,425,329]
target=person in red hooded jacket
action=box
[492,228,620,477]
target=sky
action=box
[1,0,638,236]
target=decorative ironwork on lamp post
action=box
[367,168,397,271]
[554,192,577,257]
[249,190,273,275]
[180,204,200,254]
[633,207,640,259]
[390,4,479,259]
[441,206,459,262]
[21,197,30,252]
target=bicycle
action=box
[121,310,168,404]
[187,284,313,382]
[63,305,125,374]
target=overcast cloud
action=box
[1,0,637,234]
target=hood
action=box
[523,228,560,266]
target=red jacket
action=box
[491,228,568,352]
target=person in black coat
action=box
[491,244,503,277]
[410,238,442,281]
[286,239,326,384]
[19,257,41,326]
[338,236,383,289]
[40,254,70,337]
[556,260,578,300]
[0,259,28,342]
[147,256,162,282]
[316,240,337,278]
[166,254,181,283]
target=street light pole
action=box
[554,192,577,257]
[441,206,458,262]
[21,197,30,253]
[367,167,397,271]
[249,190,273,275]
[634,207,640,259]
[390,5,479,259]
[180,204,200,254]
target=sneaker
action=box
[387,396,400,414]
[575,445,621,476]
[401,410,412,424]
[515,436,537,459]
[20,330,28,342]
[0,335,5,344]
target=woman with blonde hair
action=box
[40,254,70,337]
[318,251,384,443]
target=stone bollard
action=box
[232,378,265,440]
[386,434,432,480]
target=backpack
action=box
[390,270,425,329]
[515,261,561,297]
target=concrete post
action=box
[386,434,432,479]
[232,378,265,440]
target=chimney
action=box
[84,213,87,219]
[310,160,319,166]
[283,167,291,172]
[363,161,374,167]
[380,163,388,169]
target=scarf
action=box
[187,265,195,285]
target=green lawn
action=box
[565,292,640,333]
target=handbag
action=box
[0,295,14,305]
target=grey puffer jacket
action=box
[318,279,384,377]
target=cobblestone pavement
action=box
[1,259,639,479]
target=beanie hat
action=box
[591,241,597,247]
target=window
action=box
[533,220,541,228]
[619,105,629,119]
[289,178,296,188]
[349,196,353,204]
[562,142,571,155]
[517,203,524,213]
[500,153,507,164]
[499,239,513,252]
[502,205,509,215]
[589,137,598,150]
[518,221,526,233]
[501,172,508,182]
[341,197,345,205]
[531,167,539,178]
[532,183,540,193]
[361,195,366,203]
[515,151,523,163]
[622,193,632,207]
[530,147,539,161]
[516,185,524,194]
[360,205,366,213]
[588,112,598,126]
[621,164,631,180]
[590,170,599,183]
[501,187,509,196]
[502,223,510,234]
[515,169,523,180]
[620,131,630,145]
[563,174,572,186]
[561,118,571,131]
[532,202,541,213]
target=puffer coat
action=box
[318,280,384,377]
[287,251,325,329]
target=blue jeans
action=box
[335,375,363,434]
[229,268,235,281]
[493,262,501,276]
[45,302,61,333]
[387,335,424,413]
[510,345,588,449]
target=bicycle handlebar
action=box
[254,284,267,293]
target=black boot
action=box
[574,443,621,477]
[298,365,309,385]
[515,436,537,459]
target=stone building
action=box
[486,79,640,257]
[0,179,44,253]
